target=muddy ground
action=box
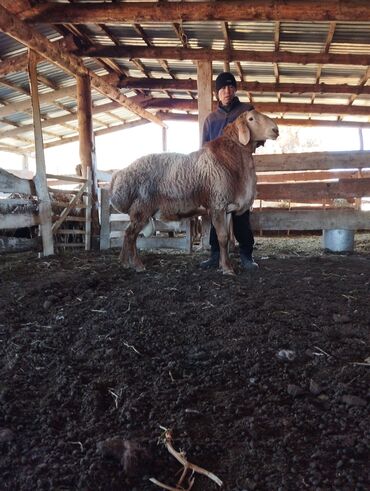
[0,234,369,491]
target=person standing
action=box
[200,71,259,271]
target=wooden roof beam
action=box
[221,22,231,72]
[21,118,149,152]
[0,101,122,139]
[138,97,370,116]
[75,45,370,67]
[0,52,33,76]
[0,73,119,118]
[0,5,166,127]
[156,112,370,128]
[172,23,190,48]
[274,21,281,103]
[312,21,336,103]
[20,1,370,23]
[118,77,370,96]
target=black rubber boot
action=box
[240,253,259,271]
[199,251,220,269]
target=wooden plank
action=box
[28,49,54,256]
[0,236,39,253]
[0,168,35,194]
[110,212,130,221]
[255,151,370,172]
[55,229,85,235]
[21,2,370,24]
[54,242,85,248]
[53,216,86,222]
[96,170,113,182]
[99,187,111,250]
[110,219,187,233]
[257,169,370,183]
[52,182,87,233]
[46,173,86,183]
[84,167,92,251]
[257,177,370,200]
[0,198,36,211]
[111,235,191,251]
[52,200,87,209]
[184,219,193,253]
[250,209,370,230]
[0,212,39,229]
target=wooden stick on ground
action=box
[150,427,223,489]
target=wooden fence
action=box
[99,150,370,252]
[100,187,193,252]
[2,149,368,255]
[0,168,92,253]
[251,150,370,233]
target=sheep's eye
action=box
[248,117,254,121]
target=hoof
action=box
[134,263,146,272]
[222,269,236,276]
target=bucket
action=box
[322,229,354,252]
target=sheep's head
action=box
[226,109,279,146]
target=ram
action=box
[110,109,279,274]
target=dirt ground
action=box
[0,234,369,491]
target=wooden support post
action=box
[84,167,92,251]
[184,219,192,254]
[100,187,111,250]
[77,74,100,247]
[28,49,54,256]
[22,154,29,171]
[197,61,213,148]
[162,126,167,152]
[355,128,364,210]
[197,61,213,250]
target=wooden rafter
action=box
[312,21,337,103]
[274,21,281,103]
[221,22,231,72]
[131,22,176,94]
[137,98,370,116]
[117,78,370,96]
[0,5,166,127]
[59,22,126,77]
[21,118,149,152]
[74,45,370,67]
[20,1,370,24]
[348,66,370,106]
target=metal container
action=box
[322,229,354,252]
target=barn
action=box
[0,2,369,490]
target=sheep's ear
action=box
[236,118,250,145]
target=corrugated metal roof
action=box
[1,4,370,153]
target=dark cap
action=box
[215,72,237,92]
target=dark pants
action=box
[209,210,254,258]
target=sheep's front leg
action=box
[120,203,151,271]
[119,229,131,268]
[211,209,234,275]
